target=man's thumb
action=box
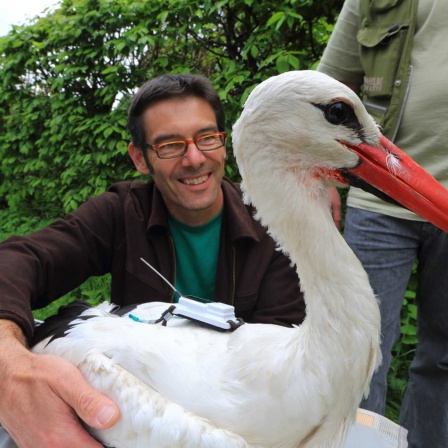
[94,403,120,428]
[75,389,120,430]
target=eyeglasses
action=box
[145,132,227,159]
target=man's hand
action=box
[327,187,342,231]
[0,320,120,448]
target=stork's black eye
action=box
[312,101,364,138]
[324,102,353,125]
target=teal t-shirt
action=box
[168,210,223,302]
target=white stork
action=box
[31,70,448,448]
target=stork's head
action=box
[233,70,448,232]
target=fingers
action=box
[63,382,120,430]
[327,186,342,231]
[0,344,119,447]
[48,355,121,430]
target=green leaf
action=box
[276,56,290,73]
[267,12,285,27]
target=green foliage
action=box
[0,0,342,219]
[33,275,112,320]
[400,271,419,345]
[0,210,52,244]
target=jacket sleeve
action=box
[0,191,124,341]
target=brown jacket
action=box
[0,179,305,341]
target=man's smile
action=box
[179,173,210,186]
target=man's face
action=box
[128,96,226,226]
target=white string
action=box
[140,257,182,299]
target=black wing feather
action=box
[31,300,96,347]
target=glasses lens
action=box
[157,141,187,159]
[196,133,225,151]
[152,133,225,159]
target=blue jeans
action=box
[344,207,448,448]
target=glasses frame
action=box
[145,132,227,159]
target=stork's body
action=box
[35,282,377,447]
[32,70,448,448]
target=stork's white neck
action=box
[242,166,380,363]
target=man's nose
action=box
[181,141,206,166]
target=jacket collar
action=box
[220,178,260,243]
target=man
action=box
[0,74,305,447]
[318,1,448,446]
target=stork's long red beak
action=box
[339,135,448,233]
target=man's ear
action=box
[128,142,151,175]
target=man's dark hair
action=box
[127,74,226,150]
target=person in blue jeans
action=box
[318,0,448,446]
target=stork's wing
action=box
[80,353,252,448]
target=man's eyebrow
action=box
[151,126,219,144]
[151,133,181,145]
